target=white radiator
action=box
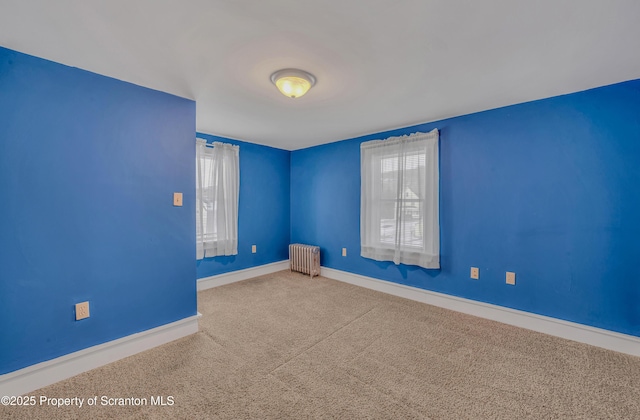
[289,244,320,278]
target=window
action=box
[196,139,239,259]
[360,129,439,269]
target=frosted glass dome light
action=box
[270,69,316,99]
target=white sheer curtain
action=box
[360,129,439,269]
[196,138,239,259]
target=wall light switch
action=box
[75,301,90,321]
[506,272,516,285]
[470,267,479,280]
[173,192,183,207]
[251,245,256,253]
[342,248,347,257]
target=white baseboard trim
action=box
[0,313,201,397]
[321,267,640,358]
[197,260,289,291]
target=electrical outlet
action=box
[470,267,479,280]
[173,192,183,207]
[506,272,516,285]
[251,245,256,253]
[342,248,347,257]
[75,301,90,321]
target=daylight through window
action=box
[360,129,439,269]
[196,139,239,259]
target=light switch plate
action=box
[251,245,256,253]
[173,192,183,207]
[342,248,347,257]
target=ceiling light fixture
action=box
[270,69,316,99]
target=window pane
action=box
[379,200,423,248]
[402,152,425,200]
[380,156,398,199]
[400,201,423,248]
[379,200,396,245]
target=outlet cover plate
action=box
[75,301,90,320]
[173,192,183,206]
[470,267,479,280]
[506,272,516,285]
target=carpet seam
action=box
[267,305,380,374]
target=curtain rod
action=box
[196,138,216,148]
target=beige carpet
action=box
[3,270,640,419]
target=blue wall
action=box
[0,47,197,374]
[195,133,290,279]
[291,80,640,337]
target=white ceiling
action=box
[1,1,639,151]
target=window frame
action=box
[360,129,439,269]
[196,139,239,259]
